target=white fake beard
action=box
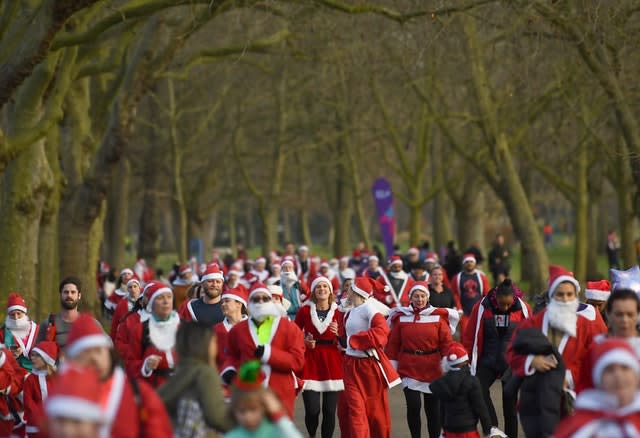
[547,298,579,337]
[5,317,30,338]
[281,271,297,287]
[249,301,279,322]
[275,303,288,317]
[389,270,407,280]
[148,312,179,351]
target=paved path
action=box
[294,384,523,437]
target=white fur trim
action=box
[462,255,476,264]
[408,284,429,299]
[120,268,134,277]
[447,353,468,366]
[302,379,344,392]
[309,302,337,334]
[310,276,333,294]
[401,377,432,393]
[390,259,403,267]
[351,283,371,299]
[31,347,56,368]
[221,292,247,307]
[201,272,224,282]
[262,344,272,363]
[524,354,536,376]
[7,305,27,314]
[548,275,581,299]
[249,287,271,299]
[0,351,6,367]
[593,348,640,387]
[66,334,112,358]
[45,396,103,422]
[470,301,485,375]
[369,255,379,262]
[145,287,173,312]
[585,289,610,301]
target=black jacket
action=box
[430,365,491,435]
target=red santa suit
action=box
[341,278,400,438]
[377,270,415,307]
[386,305,453,392]
[23,341,57,438]
[451,267,490,343]
[0,347,23,436]
[294,302,344,392]
[222,283,305,417]
[110,292,138,340]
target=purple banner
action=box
[371,178,396,259]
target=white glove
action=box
[485,426,507,438]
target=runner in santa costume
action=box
[23,341,58,438]
[463,279,531,438]
[386,281,456,438]
[44,365,105,438]
[506,265,606,422]
[280,257,308,319]
[314,261,341,293]
[0,293,39,372]
[172,265,196,310]
[340,277,400,438]
[65,313,172,437]
[221,282,305,417]
[117,282,180,388]
[268,285,291,318]
[451,254,490,344]
[362,255,389,283]
[294,276,344,438]
[0,342,24,436]
[178,263,225,325]
[213,286,249,372]
[251,257,270,283]
[109,276,142,340]
[105,268,135,316]
[555,338,640,438]
[376,255,415,308]
[584,279,611,324]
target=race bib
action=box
[494,314,509,327]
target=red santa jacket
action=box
[0,348,24,436]
[116,312,179,388]
[464,295,531,375]
[105,288,128,312]
[110,297,136,340]
[386,306,453,387]
[223,316,305,417]
[506,307,604,392]
[294,303,344,391]
[451,270,490,314]
[23,370,52,437]
[554,389,640,438]
[376,274,415,307]
[213,317,249,371]
[0,320,39,369]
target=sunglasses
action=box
[251,296,271,303]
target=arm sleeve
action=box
[470,378,493,434]
[121,323,145,380]
[463,303,480,354]
[197,367,235,432]
[264,322,305,374]
[505,318,536,377]
[349,313,391,350]
[221,327,240,375]
[293,308,305,331]
[439,319,453,356]
[385,317,401,361]
[481,275,490,296]
[451,277,462,310]
[137,379,174,437]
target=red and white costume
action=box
[66,313,173,437]
[340,278,400,438]
[386,304,453,392]
[451,264,490,342]
[376,257,416,307]
[116,283,179,388]
[222,283,305,417]
[23,341,57,437]
[1,293,39,371]
[294,302,344,392]
[105,268,134,313]
[213,287,249,372]
[555,339,640,438]
[109,278,141,340]
[0,347,23,436]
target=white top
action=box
[345,300,381,358]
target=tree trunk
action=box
[586,202,600,278]
[573,146,589,283]
[333,144,353,257]
[408,203,422,247]
[246,206,256,249]
[105,158,130,270]
[228,203,237,257]
[455,190,485,251]
[260,202,278,255]
[300,209,312,247]
[282,209,292,243]
[0,139,54,308]
[617,179,637,269]
[205,212,217,253]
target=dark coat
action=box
[430,365,492,435]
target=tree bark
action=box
[282,209,292,243]
[105,158,130,270]
[586,202,600,278]
[228,203,237,257]
[260,202,278,255]
[0,139,54,308]
[455,190,485,251]
[300,209,312,247]
[246,206,256,249]
[572,145,589,283]
[333,166,353,257]
[433,191,453,254]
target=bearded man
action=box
[178,264,225,325]
[221,282,305,417]
[507,265,606,432]
[37,276,86,350]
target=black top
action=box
[191,298,225,325]
[316,309,330,322]
[428,286,456,309]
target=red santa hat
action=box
[585,280,611,302]
[409,281,430,300]
[548,265,581,299]
[6,292,27,314]
[445,342,469,367]
[340,256,349,264]
[65,313,112,359]
[120,268,134,277]
[144,281,173,313]
[179,264,192,276]
[368,255,379,263]
[389,255,403,268]
[255,257,266,265]
[31,341,58,368]
[45,365,104,423]
[201,263,224,282]
[462,253,476,265]
[407,247,419,256]
[351,277,374,299]
[248,282,271,300]
[320,260,330,269]
[310,276,333,294]
[298,245,309,253]
[425,252,438,264]
[591,338,640,388]
[281,256,295,269]
[126,275,140,288]
[221,286,248,308]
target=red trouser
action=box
[342,356,391,438]
[444,431,480,438]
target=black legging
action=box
[403,387,441,438]
[476,364,518,438]
[302,390,338,438]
